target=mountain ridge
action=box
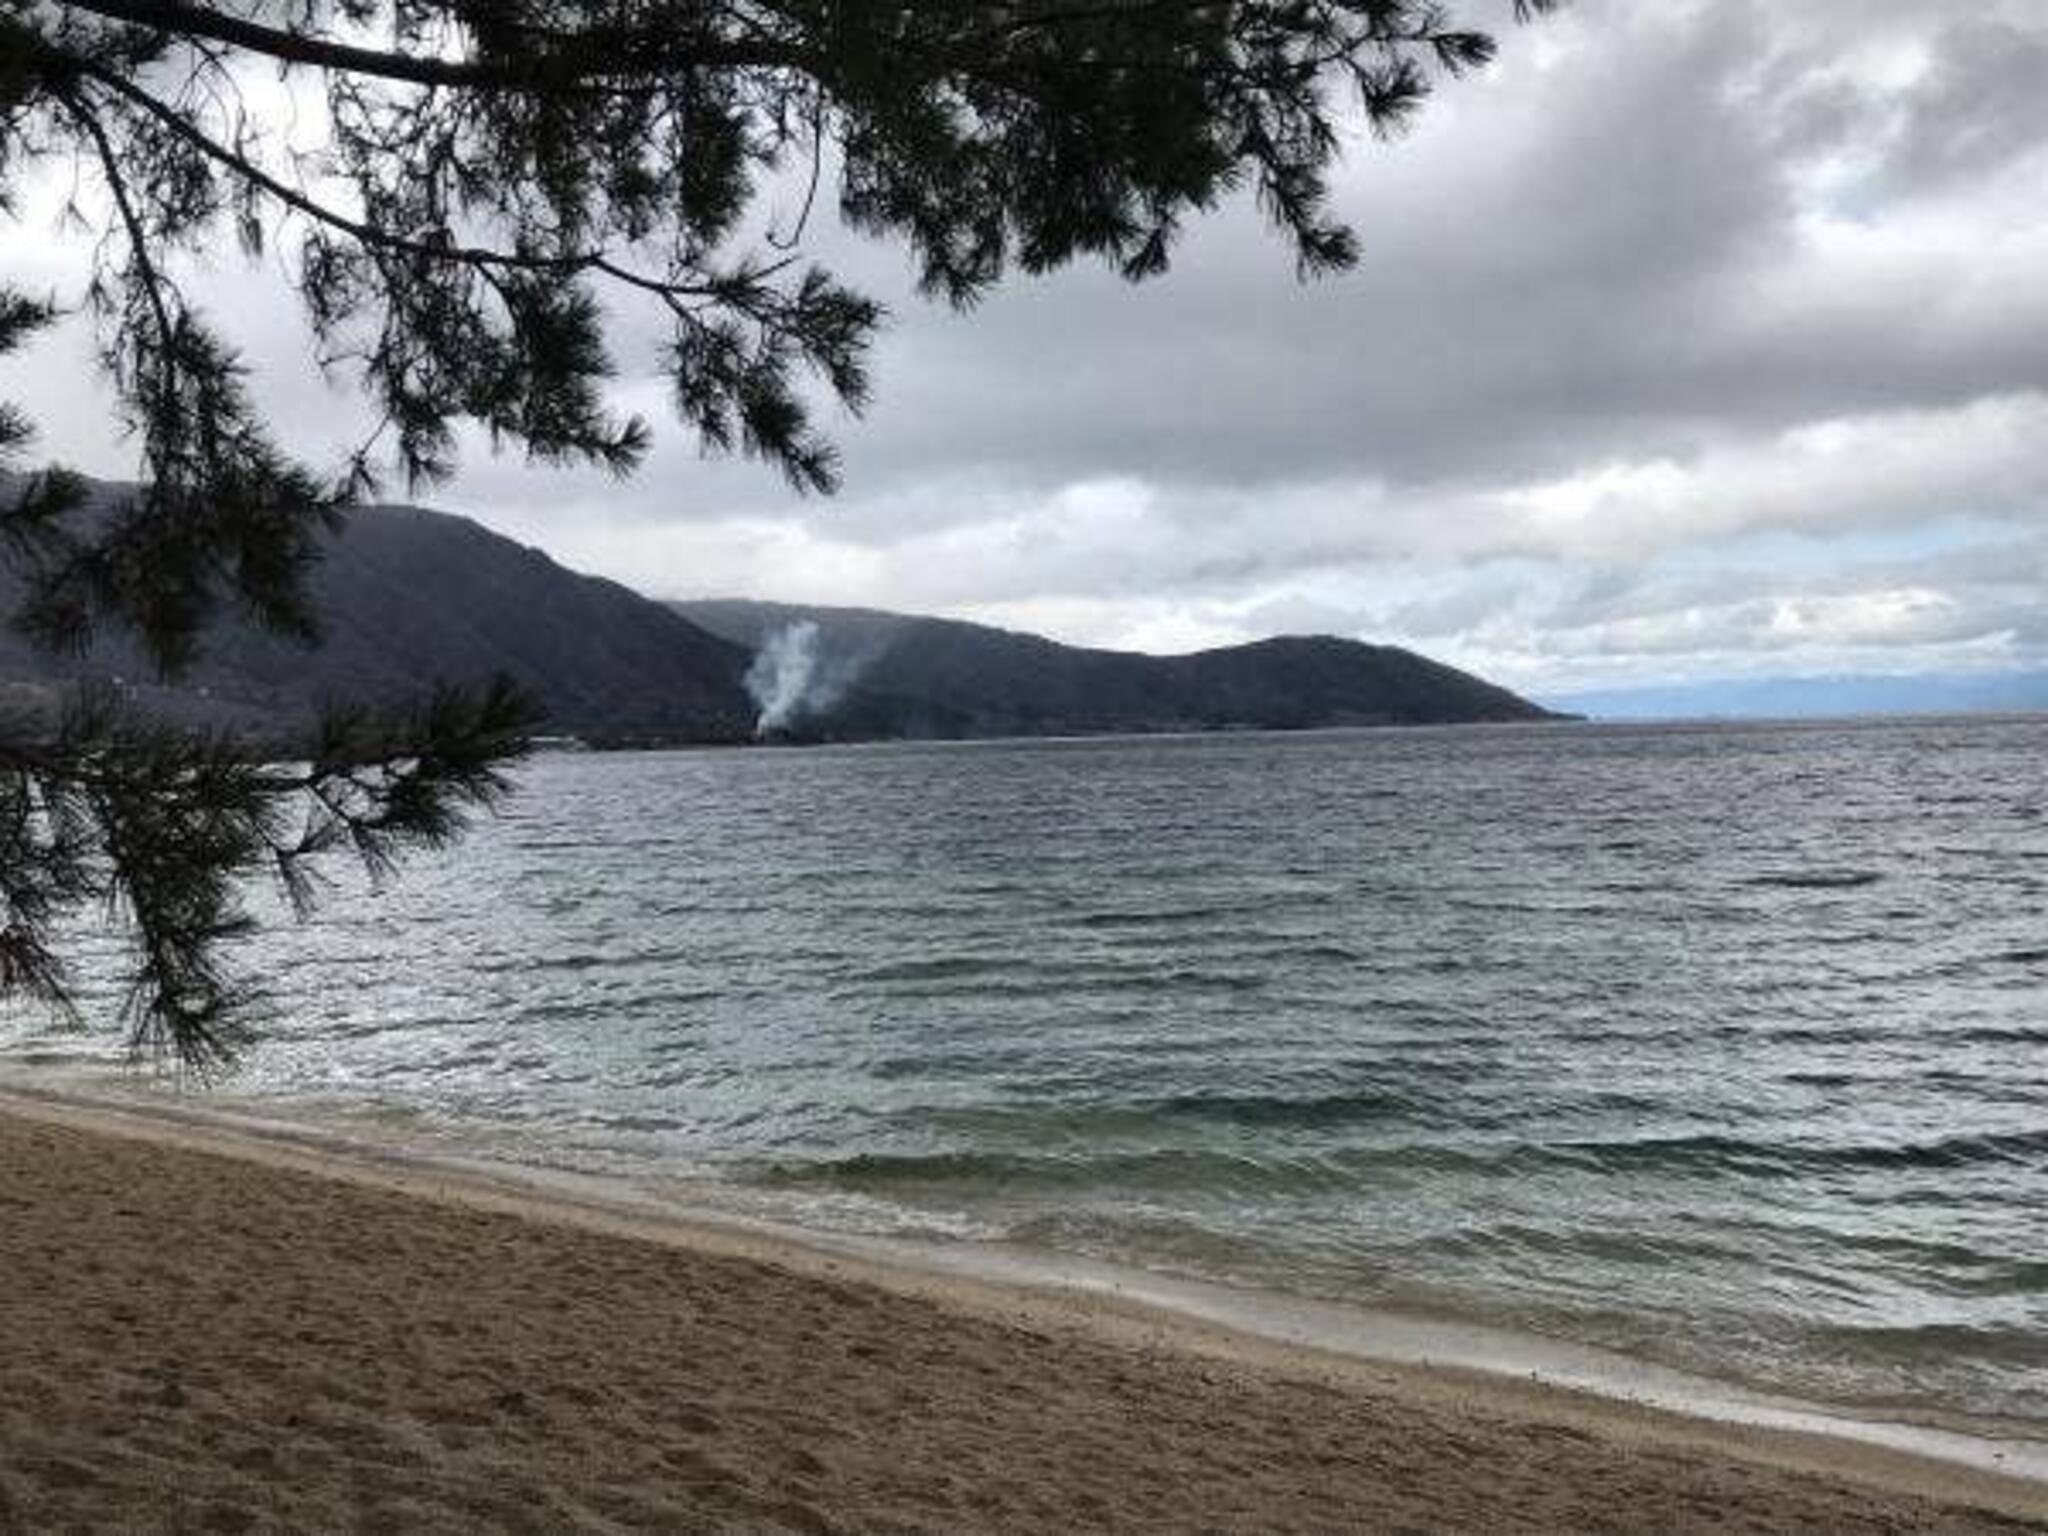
[0,477,1565,741]
[674,597,1567,738]
[0,477,755,740]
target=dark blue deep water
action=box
[8,718,2046,1424]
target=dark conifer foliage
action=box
[0,675,537,1069]
[0,0,1552,1065]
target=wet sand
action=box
[3,1090,2043,1533]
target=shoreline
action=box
[10,1071,2046,1473]
[6,1081,2046,1530]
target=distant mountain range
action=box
[672,598,1563,737]
[0,478,1563,740]
[1546,672,2048,721]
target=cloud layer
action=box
[5,0,2046,695]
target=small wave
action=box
[1743,870,1885,890]
[1550,1128,2048,1177]
[1260,942,1368,965]
[757,1145,1346,1196]
[755,1127,2048,1199]
[865,1051,1039,1082]
[1805,1231,2048,1297]
[1755,1025,1891,1048]
[1948,1026,2048,1046]
[471,952,610,976]
[1807,1321,2048,1368]
[1808,928,1890,948]
[849,955,1001,983]
[1148,1088,1420,1128]
[1074,905,1247,930]
[1418,1219,1738,1270]
[864,967,1269,998]
[0,1046,108,1067]
[581,1112,687,1135]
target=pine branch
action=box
[0,677,542,1073]
[74,59,742,308]
[59,0,807,91]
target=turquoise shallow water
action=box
[7,718,2047,1425]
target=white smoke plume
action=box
[745,621,862,736]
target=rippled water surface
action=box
[9,719,2047,1423]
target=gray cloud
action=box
[4,0,2047,692]
[1880,17,2048,195]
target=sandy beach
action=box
[3,1090,2043,1534]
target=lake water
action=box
[7,718,2046,1429]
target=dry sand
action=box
[3,1090,2044,1534]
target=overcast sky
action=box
[6,0,2048,700]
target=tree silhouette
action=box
[0,0,1554,1067]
